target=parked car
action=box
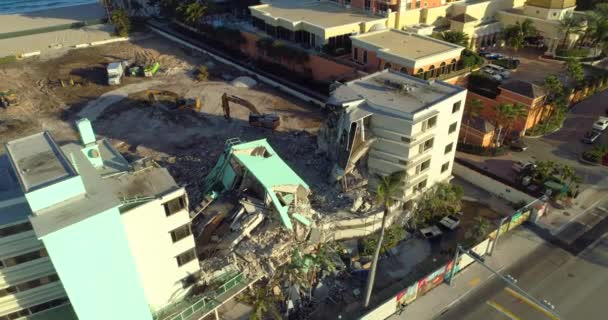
[485,53,504,60]
[507,138,528,151]
[582,130,602,144]
[420,225,443,239]
[481,68,503,81]
[497,58,521,70]
[512,160,536,173]
[592,117,608,131]
[439,215,460,230]
[485,64,511,79]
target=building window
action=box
[170,224,192,243]
[421,116,437,132]
[0,222,33,238]
[401,136,411,143]
[419,138,434,153]
[354,47,359,61]
[384,62,392,69]
[0,274,60,299]
[29,297,69,314]
[452,101,461,113]
[4,248,48,268]
[415,0,421,8]
[363,50,368,64]
[416,159,431,174]
[176,249,197,267]
[400,67,408,74]
[448,122,458,134]
[365,0,371,10]
[441,162,450,173]
[414,179,427,191]
[444,143,454,154]
[164,195,187,217]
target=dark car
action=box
[508,138,528,151]
[582,130,602,144]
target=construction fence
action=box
[360,198,547,320]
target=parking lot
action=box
[481,47,565,85]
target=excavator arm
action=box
[221,93,280,130]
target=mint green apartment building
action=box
[0,119,198,319]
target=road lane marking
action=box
[487,300,522,320]
[468,277,481,287]
[504,287,560,320]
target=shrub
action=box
[555,46,591,58]
[195,65,209,81]
[460,49,484,69]
[359,224,406,256]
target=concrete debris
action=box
[351,197,363,213]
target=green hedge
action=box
[256,38,309,63]
[555,46,591,58]
[457,142,508,156]
[468,72,501,98]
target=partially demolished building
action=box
[193,139,314,278]
[319,70,467,207]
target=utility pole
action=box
[455,245,561,319]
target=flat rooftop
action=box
[30,142,120,238]
[252,1,382,28]
[5,132,77,193]
[352,29,463,60]
[107,164,179,202]
[331,70,464,117]
[0,3,106,34]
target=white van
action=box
[485,64,510,79]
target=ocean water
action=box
[0,0,98,14]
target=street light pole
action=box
[458,245,561,319]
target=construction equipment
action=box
[144,62,160,77]
[221,93,280,130]
[145,89,201,112]
[0,90,17,108]
[107,62,125,85]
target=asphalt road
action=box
[434,228,608,320]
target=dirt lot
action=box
[0,35,333,207]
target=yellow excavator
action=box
[145,89,201,112]
[221,93,280,130]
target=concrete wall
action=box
[397,9,423,28]
[121,188,198,311]
[422,6,451,26]
[40,207,152,320]
[453,162,535,204]
[319,209,400,241]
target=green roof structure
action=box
[205,139,311,231]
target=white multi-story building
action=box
[322,69,467,207]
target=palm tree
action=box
[503,19,537,57]
[467,216,490,245]
[435,31,470,47]
[461,98,484,145]
[494,103,528,146]
[110,9,131,37]
[363,170,406,308]
[559,13,586,48]
[238,285,282,320]
[178,1,206,26]
[564,56,585,86]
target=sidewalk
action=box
[388,227,548,320]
